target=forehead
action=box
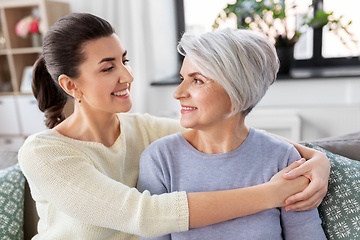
[181,55,200,73]
[82,34,125,62]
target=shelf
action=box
[11,47,42,54]
[277,66,360,80]
[0,0,70,140]
[0,0,69,96]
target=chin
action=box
[180,119,196,129]
[117,103,132,113]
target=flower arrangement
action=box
[15,15,40,38]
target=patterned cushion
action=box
[305,143,360,240]
[0,164,25,240]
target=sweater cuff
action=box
[177,191,189,232]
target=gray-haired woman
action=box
[138,28,327,240]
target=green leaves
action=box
[213,0,295,47]
[214,0,357,50]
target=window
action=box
[294,0,360,69]
[180,0,360,78]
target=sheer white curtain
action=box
[58,0,179,113]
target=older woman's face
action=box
[174,56,232,130]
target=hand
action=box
[283,151,330,211]
[269,159,309,208]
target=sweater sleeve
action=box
[280,147,326,240]
[18,136,189,238]
[137,146,173,240]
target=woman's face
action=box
[174,56,232,130]
[75,33,133,115]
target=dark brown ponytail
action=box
[32,56,67,129]
[31,13,115,129]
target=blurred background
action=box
[0,0,359,151]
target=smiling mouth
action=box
[181,107,197,110]
[111,89,128,96]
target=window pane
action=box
[292,0,313,60]
[184,0,236,33]
[322,0,360,58]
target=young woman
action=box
[18,13,328,239]
[137,29,326,239]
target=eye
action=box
[123,59,130,65]
[194,78,204,84]
[101,66,114,72]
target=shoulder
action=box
[142,133,183,155]
[119,113,184,142]
[18,129,85,169]
[118,112,178,126]
[20,129,63,153]
[251,128,294,151]
[252,129,300,165]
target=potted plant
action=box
[213,0,357,74]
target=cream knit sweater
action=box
[18,113,189,240]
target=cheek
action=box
[210,90,232,114]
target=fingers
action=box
[284,179,328,211]
[284,191,323,211]
[280,158,306,176]
[283,158,309,180]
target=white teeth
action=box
[112,89,128,96]
[182,107,197,110]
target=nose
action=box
[119,64,134,84]
[173,79,189,100]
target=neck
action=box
[55,104,120,147]
[183,114,250,154]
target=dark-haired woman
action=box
[18,13,329,239]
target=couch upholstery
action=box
[1,131,359,239]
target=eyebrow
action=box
[98,50,128,64]
[188,72,206,78]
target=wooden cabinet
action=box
[0,0,70,147]
[0,0,70,95]
[0,95,20,135]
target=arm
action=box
[265,132,330,211]
[280,148,327,240]
[138,147,308,230]
[187,159,308,228]
[19,140,188,238]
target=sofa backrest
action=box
[303,132,360,161]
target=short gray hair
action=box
[177,28,279,116]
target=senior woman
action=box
[137,28,326,240]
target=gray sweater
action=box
[137,128,326,240]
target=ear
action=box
[58,74,82,99]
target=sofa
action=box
[0,131,359,240]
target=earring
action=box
[77,93,83,104]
